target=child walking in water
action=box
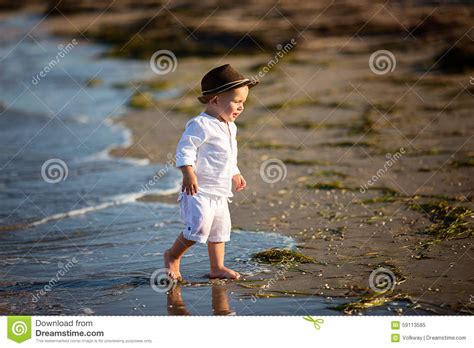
[164,64,258,280]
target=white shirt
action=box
[175,112,240,197]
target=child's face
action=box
[211,86,249,123]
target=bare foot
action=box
[208,267,241,280]
[164,249,182,280]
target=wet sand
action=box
[110,55,474,314]
[6,0,474,314]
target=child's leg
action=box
[207,241,241,279]
[164,232,195,279]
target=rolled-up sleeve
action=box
[175,119,207,168]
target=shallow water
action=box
[0,14,175,227]
[0,202,301,315]
[0,15,434,316]
[0,201,423,315]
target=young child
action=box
[164,64,258,280]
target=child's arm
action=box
[181,165,198,195]
[231,123,246,192]
[175,119,207,196]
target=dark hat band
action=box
[201,78,251,95]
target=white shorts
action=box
[178,191,232,243]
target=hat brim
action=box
[197,79,259,104]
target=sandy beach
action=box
[2,0,473,314]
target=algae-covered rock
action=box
[128,91,156,109]
[85,77,103,87]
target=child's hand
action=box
[232,174,246,192]
[181,166,198,195]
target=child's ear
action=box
[211,96,218,105]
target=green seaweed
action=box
[267,98,354,111]
[128,91,157,109]
[307,182,397,193]
[113,79,173,93]
[406,148,450,157]
[238,283,267,290]
[381,75,452,88]
[334,293,411,315]
[306,181,397,192]
[347,105,379,135]
[421,104,454,112]
[360,188,399,204]
[270,289,314,296]
[418,167,432,172]
[320,140,376,148]
[361,193,398,204]
[373,262,407,287]
[283,158,330,166]
[410,201,473,240]
[322,226,346,241]
[283,56,331,67]
[85,77,102,87]
[451,158,474,167]
[111,81,130,89]
[267,97,319,110]
[313,170,348,178]
[86,13,272,60]
[306,180,350,190]
[235,121,250,129]
[171,103,203,116]
[322,100,355,109]
[142,79,173,91]
[334,262,409,314]
[409,201,473,258]
[248,61,281,74]
[371,101,399,114]
[361,192,461,205]
[252,248,316,264]
[247,141,301,150]
[286,120,340,130]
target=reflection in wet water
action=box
[167,285,235,316]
